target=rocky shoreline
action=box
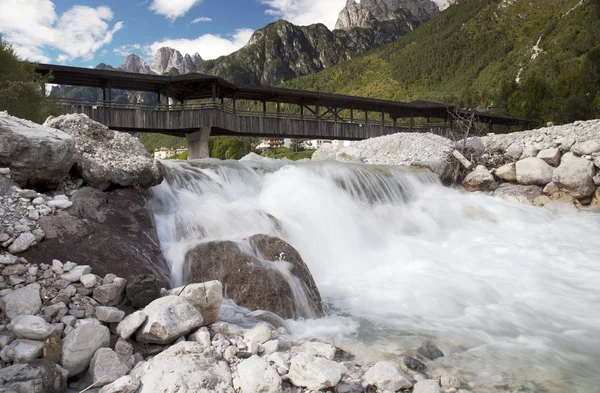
[3,111,597,392]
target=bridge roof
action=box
[36,63,534,126]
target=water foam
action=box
[148,158,600,393]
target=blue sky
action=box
[0,0,443,68]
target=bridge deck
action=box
[61,100,451,140]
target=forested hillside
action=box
[282,0,600,125]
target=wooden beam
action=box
[350,109,354,123]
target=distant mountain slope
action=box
[196,15,435,86]
[282,0,600,125]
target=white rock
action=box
[362,361,412,391]
[80,274,97,288]
[136,296,204,344]
[116,311,147,339]
[593,175,600,186]
[223,345,238,361]
[413,379,442,393]
[60,265,92,282]
[262,339,279,356]
[93,280,126,306]
[0,253,18,265]
[0,339,44,363]
[88,348,132,387]
[244,323,272,345]
[62,260,76,271]
[267,352,289,373]
[288,352,346,391]
[233,356,282,393]
[9,315,55,340]
[2,283,42,319]
[95,306,126,323]
[8,232,36,254]
[441,373,461,388]
[189,327,212,347]
[560,136,576,151]
[61,323,110,376]
[552,157,596,198]
[543,182,560,196]
[301,341,336,360]
[165,281,223,325]
[32,197,46,205]
[515,157,553,186]
[129,342,234,393]
[495,162,516,182]
[505,143,523,160]
[462,165,494,191]
[571,140,600,155]
[99,376,140,393]
[537,148,561,167]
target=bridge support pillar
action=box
[186,126,211,159]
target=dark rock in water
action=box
[21,187,170,285]
[126,274,161,308]
[0,359,67,393]
[184,234,323,319]
[403,356,426,372]
[417,341,444,360]
[237,351,253,359]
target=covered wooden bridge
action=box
[36,64,534,158]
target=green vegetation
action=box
[262,148,314,160]
[281,0,600,126]
[0,34,57,123]
[135,133,187,154]
[208,137,259,160]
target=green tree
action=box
[508,76,553,126]
[0,34,55,123]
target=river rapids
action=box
[148,158,600,393]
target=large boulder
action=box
[0,360,67,393]
[515,157,553,186]
[288,353,346,391]
[362,361,412,391]
[570,139,600,155]
[2,283,42,320]
[21,187,169,284]
[43,114,163,191]
[492,183,542,203]
[61,324,110,376]
[0,111,75,188]
[462,165,494,191]
[164,281,223,325]
[184,235,323,319]
[136,296,204,344]
[87,348,132,387]
[551,157,596,198]
[233,356,282,393]
[495,162,516,182]
[129,342,234,393]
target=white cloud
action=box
[258,0,346,29]
[0,0,123,62]
[192,17,212,23]
[114,44,142,56]
[149,0,203,21]
[147,28,254,60]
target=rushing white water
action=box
[148,158,600,393]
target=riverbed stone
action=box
[88,348,132,387]
[1,339,44,362]
[60,265,92,282]
[93,279,126,306]
[418,341,444,360]
[2,283,42,319]
[0,360,67,393]
[233,356,282,393]
[61,323,110,376]
[99,376,140,393]
[9,315,55,340]
[571,139,600,155]
[165,281,223,325]
[362,361,412,391]
[413,379,442,393]
[505,143,523,160]
[288,352,346,391]
[116,311,147,339]
[515,157,553,186]
[126,274,161,308]
[462,165,494,191]
[495,162,516,182]
[492,183,542,203]
[552,157,596,198]
[244,323,272,345]
[95,306,125,323]
[8,232,36,254]
[537,148,561,166]
[2,263,28,276]
[136,296,204,344]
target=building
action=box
[154,146,188,159]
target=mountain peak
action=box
[151,47,203,75]
[335,0,439,30]
[119,54,153,74]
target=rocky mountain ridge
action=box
[96,48,203,76]
[335,0,439,30]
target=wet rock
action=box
[0,360,67,393]
[233,356,282,393]
[88,348,132,387]
[61,323,110,376]
[462,165,494,191]
[492,183,542,203]
[0,112,76,188]
[116,311,147,340]
[164,281,222,325]
[185,235,323,319]
[515,157,553,186]
[288,352,346,391]
[9,315,54,340]
[136,296,204,345]
[362,361,412,391]
[126,274,161,308]
[2,283,42,319]
[244,323,272,345]
[129,342,234,393]
[552,157,596,198]
[44,114,163,191]
[301,341,337,360]
[441,373,461,388]
[417,341,444,360]
[22,187,170,283]
[403,356,427,372]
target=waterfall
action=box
[148,158,600,393]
